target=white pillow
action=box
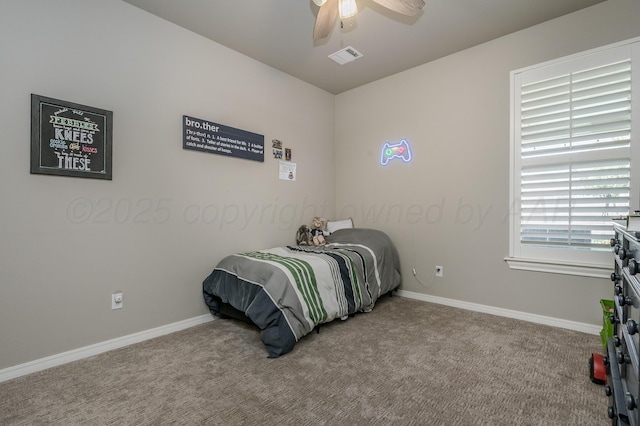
[326,218,353,233]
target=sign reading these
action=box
[182,115,264,162]
[31,94,113,180]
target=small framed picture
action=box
[31,94,113,180]
[285,148,291,161]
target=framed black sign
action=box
[31,94,113,180]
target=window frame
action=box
[507,37,640,278]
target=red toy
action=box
[590,353,606,385]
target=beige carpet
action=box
[0,296,607,425]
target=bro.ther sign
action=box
[182,115,264,162]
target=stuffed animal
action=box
[296,224,312,246]
[310,216,328,245]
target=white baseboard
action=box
[396,290,601,335]
[1,294,600,383]
[0,314,214,384]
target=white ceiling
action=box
[122,0,606,94]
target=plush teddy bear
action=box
[296,224,312,246]
[310,216,328,245]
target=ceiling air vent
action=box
[328,46,363,65]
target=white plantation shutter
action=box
[520,158,630,248]
[510,39,639,271]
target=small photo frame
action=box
[31,94,113,180]
[285,148,291,161]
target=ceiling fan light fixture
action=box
[312,0,327,6]
[338,0,358,19]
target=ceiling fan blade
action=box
[313,0,339,40]
[370,0,425,16]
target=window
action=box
[508,38,640,277]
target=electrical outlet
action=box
[435,265,443,277]
[112,292,123,310]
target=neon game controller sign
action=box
[381,139,412,165]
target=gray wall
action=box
[334,0,640,325]
[0,0,335,369]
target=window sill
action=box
[504,257,611,279]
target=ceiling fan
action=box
[312,0,425,40]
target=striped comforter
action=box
[202,228,401,357]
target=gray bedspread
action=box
[202,228,401,357]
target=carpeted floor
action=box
[0,296,608,425]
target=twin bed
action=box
[202,228,401,357]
